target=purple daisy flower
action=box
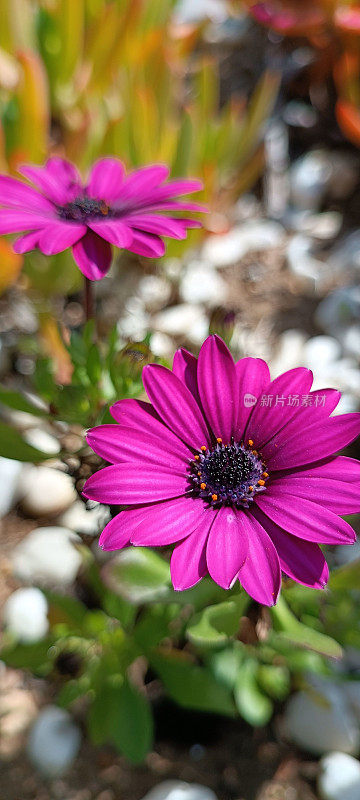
[83,335,360,606]
[0,157,205,280]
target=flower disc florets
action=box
[58,197,111,223]
[189,438,268,507]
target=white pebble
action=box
[20,466,76,517]
[150,332,176,359]
[271,329,306,376]
[137,275,172,311]
[202,220,284,268]
[303,336,342,369]
[283,684,360,756]
[141,781,218,800]
[58,500,110,537]
[27,706,81,778]
[290,149,332,211]
[287,234,329,284]
[318,752,360,800]
[0,457,23,517]
[3,588,49,642]
[153,304,208,341]
[179,262,227,306]
[12,526,82,587]
[24,428,60,456]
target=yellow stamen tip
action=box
[216,437,222,443]
[201,445,207,452]
[200,483,206,490]
[258,479,265,486]
[211,494,218,501]
[248,439,254,447]
[252,450,258,456]
[262,472,269,478]
[194,455,200,460]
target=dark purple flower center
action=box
[189,438,268,508]
[57,196,114,223]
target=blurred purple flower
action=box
[84,335,360,605]
[0,157,205,280]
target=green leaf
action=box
[0,386,47,417]
[88,678,153,763]
[110,679,153,763]
[271,596,343,660]
[0,421,52,462]
[150,651,236,717]
[86,344,102,384]
[57,676,90,708]
[257,664,291,701]
[134,605,178,651]
[45,591,87,629]
[88,681,119,746]
[102,548,171,603]
[172,112,192,176]
[186,594,250,648]
[328,559,360,591]
[208,645,244,690]
[0,637,55,674]
[234,659,273,727]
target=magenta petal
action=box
[86,424,192,469]
[87,158,125,202]
[13,231,40,253]
[172,348,201,404]
[125,214,187,239]
[98,512,132,551]
[121,165,170,199]
[19,164,73,205]
[206,507,248,589]
[142,364,211,450]
[88,220,133,248]
[237,513,281,605]
[268,412,360,470]
[131,496,207,546]
[253,508,329,589]
[171,512,215,591]
[244,367,313,448]
[0,175,54,212]
[109,398,194,452]
[261,389,341,462]
[0,211,54,234]
[83,464,188,504]
[280,456,360,482]
[268,475,360,515]
[38,222,86,255]
[110,397,165,428]
[128,230,165,258]
[256,492,356,544]
[235,357,270,438]
[44,157,81,191]
[72,229,112,280]
[149,178,204,201]
[198,335,238,443]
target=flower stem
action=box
[84,277,94,322]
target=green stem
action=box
[84,277,94,322]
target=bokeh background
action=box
[1,2,360,800]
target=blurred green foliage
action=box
[2,536,359,761]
